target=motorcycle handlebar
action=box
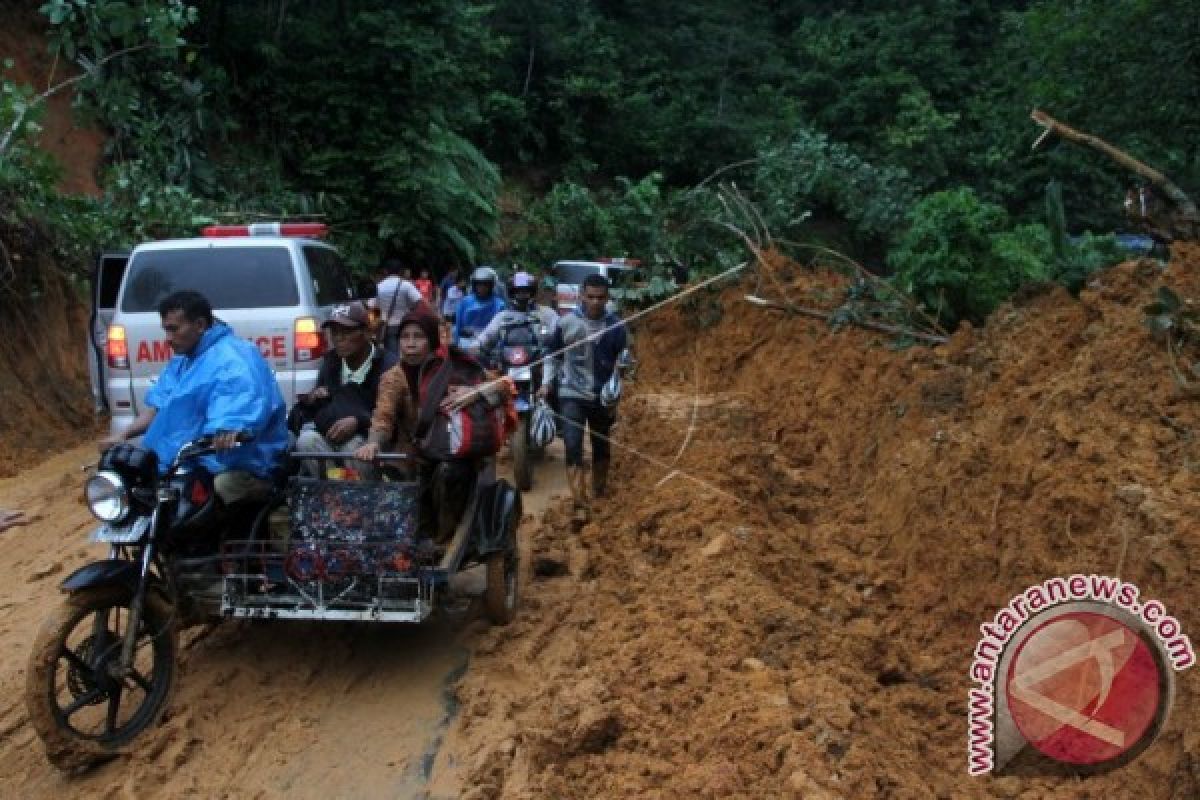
[171,432,252,466]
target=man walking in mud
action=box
[539,273,627,526]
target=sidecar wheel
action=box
[483,551,519,626]
[25,586,177,771]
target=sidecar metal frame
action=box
[217,455,519,623]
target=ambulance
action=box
[92,223,356,435]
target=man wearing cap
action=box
[292,301,399,478]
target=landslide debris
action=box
[439,245,1200,799]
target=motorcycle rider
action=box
[100,290,288,505]
[452,266,506,351]
[538,273,627,524]
[291,301,399,479]
[473,270,558,381]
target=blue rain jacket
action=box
[143,322,288,478]
[453,293,507,346]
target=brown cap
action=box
[323,301,370,329]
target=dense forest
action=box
[2,0,1198,324]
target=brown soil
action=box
[0,253,99,476]
[0,2,106,475]
[0,0,105,196]
[433,247,1200,798]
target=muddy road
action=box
[0,441,565,799]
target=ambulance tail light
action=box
[294,317,325,362]
[106,325,129,369]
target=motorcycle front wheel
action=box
[25,585,177,771]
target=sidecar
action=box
[217,456,521,625]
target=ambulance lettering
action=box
[135,340,174,363]
[134,336,286,362]
[253,336,287,360]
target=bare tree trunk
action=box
[1031,108,1199,241]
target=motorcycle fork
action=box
[114,507,161,677]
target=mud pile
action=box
[0,6,105,476]
[439,246,1200,798]
[0,219,99,479]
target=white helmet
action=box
[600,369,622,407]
[471,266,498,285]
[531,400,556,447]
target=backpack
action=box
[413,351,509,461]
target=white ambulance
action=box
[93,223,356,434]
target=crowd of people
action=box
[98,260,626,539]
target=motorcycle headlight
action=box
[85,470,130,522]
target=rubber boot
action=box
[592,459,610,499]
[568,466,590,527]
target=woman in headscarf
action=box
[356,309,515,540]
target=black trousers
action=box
[561,398,613,468]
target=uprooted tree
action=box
[1031,109,1200,243]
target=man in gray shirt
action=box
[540,273,627,524]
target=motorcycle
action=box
[26,437,520,770]
[489,314,549,491]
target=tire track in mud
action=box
[0,442,568,799]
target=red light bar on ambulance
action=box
[596,257,641,267]
[201,222,328,238]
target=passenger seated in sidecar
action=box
[287,301,399,480]
[355,309,516,542]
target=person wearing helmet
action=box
[538,272,627,525]
[474,270,558,368]
[453,266,507,351]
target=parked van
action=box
[552,258,638,315]
[96,223,355,434]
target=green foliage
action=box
[0,68,55,186]
[753,130,918,244]
[611,275,676,309]
[889,186,1124,326]
[99,159,214,242]
[193,1,504,265]
[888,188,1041,326]
[41,1,213,189]
[513,173,669,268]
[5,0,1193,322]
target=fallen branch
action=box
[0,44,155,161]
[1031,109,1199,240]
[744,295,949,344]
[775,238,949,337]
